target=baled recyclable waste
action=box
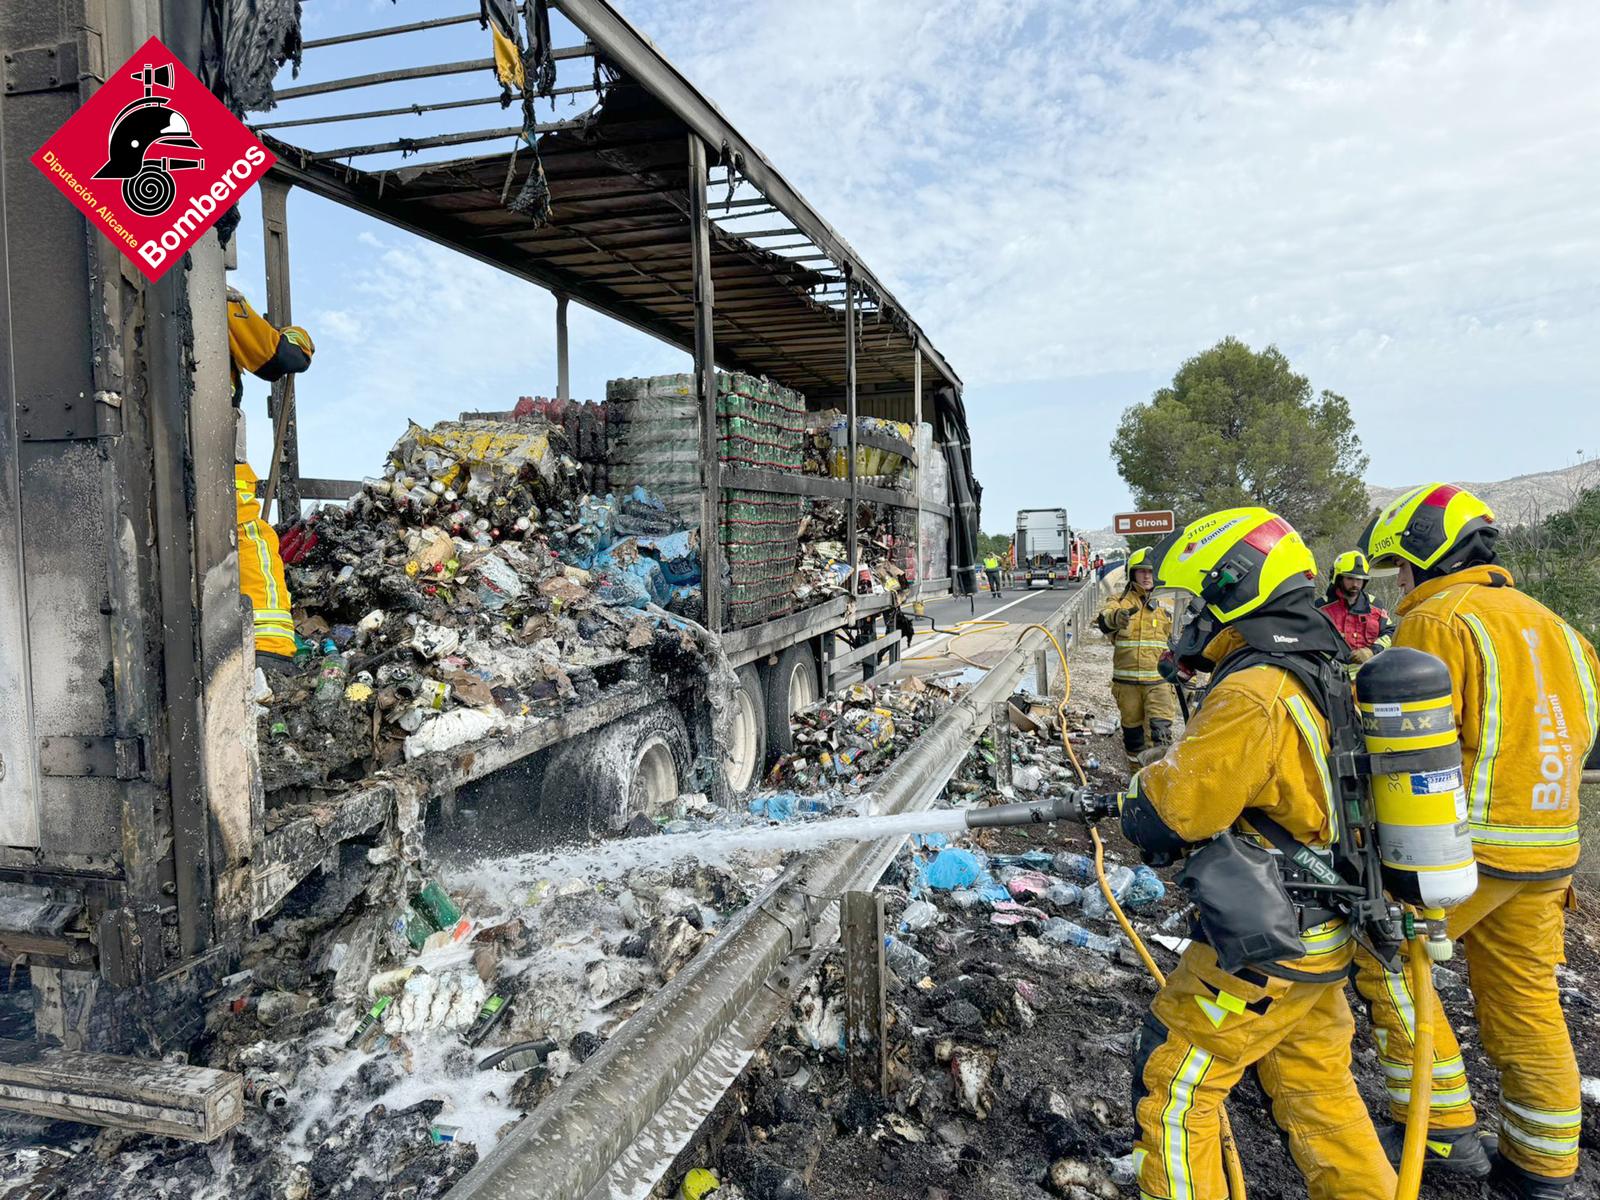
[253,413,728,798]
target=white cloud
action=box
[313,308,363,341]
[617,0,1600,521]
[270,0,1600,531]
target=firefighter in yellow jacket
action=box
[1119,508,1395,1200]
[228,288,314,664]
[1350,484,1598,1198]
[1097,546,1179,760]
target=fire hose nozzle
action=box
[963,789,1116,829]
[1422,909,1454,961]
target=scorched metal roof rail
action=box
[550,0,961,393]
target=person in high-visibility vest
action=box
[1096,546,1177,760]
[228,288,314,664]
[982,553,1003,598]
[1352,484,1599,1197]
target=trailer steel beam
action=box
[272,45,594,101]
[308,121,587,162]
[252,86,599,132]
[550,0,963,393]
[555,295,571,401]
[302,12,480,49]
[913,351,924,588]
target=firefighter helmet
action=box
[1361,483,1496,572]
[93,99,201,180]
[92,64,204,219]
[1331,550,1370,580]
[1151,507,1318,624]
[1126,547,1153,571]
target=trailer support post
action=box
[688,134,722,631]
[845,275,858,593]
[260,177,301,523]
[555,294,571,401]
[912,349,923,593]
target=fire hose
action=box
[962,627,1434,1200]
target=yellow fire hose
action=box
[1023,623,1251,1199]
[1395,934,1435,1197]
[1019,621,1433,1200]
[905,618,1012,669]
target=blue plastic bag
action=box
[921,848,986,890]
[637,530,701,585]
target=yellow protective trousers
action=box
[234,464,297,658]
[1351,874,1580,1180]
[1133,945,1395,1200]
[1113,681,1179,755]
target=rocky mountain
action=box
[1368,460,1598,526]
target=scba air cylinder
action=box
[1355,647,1478,915]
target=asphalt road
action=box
[891,579,1097,680]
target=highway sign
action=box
[1113,510,1176,536]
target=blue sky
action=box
[237,0,1600,534]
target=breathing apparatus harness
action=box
[982,598,1473,974]
[1200,642,1411,970]
[1189,599,1475,973]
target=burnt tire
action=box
[541,702,691,838]
[723,664,768,800]
[763,643,819,766]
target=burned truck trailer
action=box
[0,0,978,1098]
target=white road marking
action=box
[910,588,1076,661]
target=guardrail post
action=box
[1034,645,1050,695]
[842,891,887,1095]
[990,702,1013,788]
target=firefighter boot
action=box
[1121,725,1147,765]
[1491,1141,1572,1200]
[1375,1123,1491,1179]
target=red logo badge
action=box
[30,36,275,281]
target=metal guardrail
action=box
[448,592,1084,1200]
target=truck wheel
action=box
[724,665,768,798]
[542,702,691,837]
[764,643,819,765]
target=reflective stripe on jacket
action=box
[228,289,313,403]
[235,463,297,657]
[1098,588,1173,684]
[1320,594,1390,652]
[1134,627,1351,980]
[1393,564,1598,876]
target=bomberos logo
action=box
[30,36,275,282]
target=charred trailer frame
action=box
[0,0,258,1055]
[0,0,982,1070]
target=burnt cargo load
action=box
[258,373,938,828]
[258,413,716,803]
[0,0,980,1114]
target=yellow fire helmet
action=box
[1362,483,1495,571]
[1331,550,1370,579]
[1126,546,1153,571]
[1151,506,1318,624]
